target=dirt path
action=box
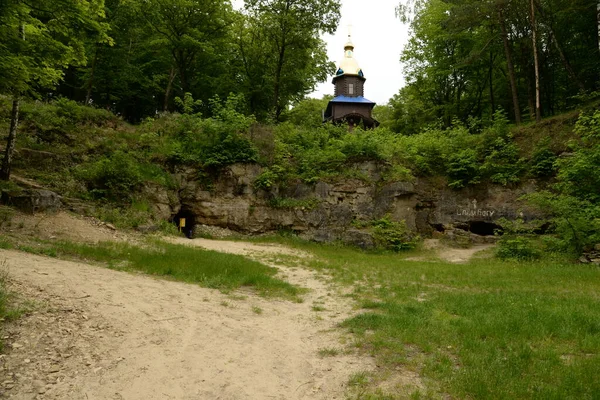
[0,240,372,399]
[406,239,495,263]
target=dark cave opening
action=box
[172,209,196,239]
[430,224,445,233]
[468,221,503,236]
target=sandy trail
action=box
[405,239,495,263]
[0,240,372,400]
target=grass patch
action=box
[14,239,303,300]
[249,237,600,399]
[252,306,263,314]
[317,347,340,357]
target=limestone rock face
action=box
[153,163,543,247]
[1,189,62,214]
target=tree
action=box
[0,0,109,180]
[530,0,541,122]
[140,0,232,95]
[395,0,600,132]
[242,0,340,120]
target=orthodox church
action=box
[323,34,379,129]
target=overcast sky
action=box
[232,0,410,105]
[310,0,410,104]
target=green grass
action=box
[252,306,263,314]
[318,347,340,357]
[247,237,600,399]
[12,239,303,300]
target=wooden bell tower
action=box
[323,32,378,129]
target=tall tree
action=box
[497,3,522,125]
[530,0,541,122]
[140,0,232,95]
[0,0,108,180]
[242,0,340,120]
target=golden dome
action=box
[335,36,364,78]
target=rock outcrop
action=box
[1,188,62,214]
[148,163,544,247]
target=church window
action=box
[348,83,354,95]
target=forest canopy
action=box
[0,0,339,123]
[382,0,600,133]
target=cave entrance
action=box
[468,221,502,236]
[172,209,196,239]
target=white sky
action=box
[232,0,410,105]
[310,0,410,105]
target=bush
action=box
[530,146,557,177]
[447,148,481,188]
[526,192,600,254]
[254,168,280,191]
[76,151,144,202]
[496,236,541,260]
[371,217,419,251]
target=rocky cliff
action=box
[144,162,543,247]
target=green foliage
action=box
[555,111,600,202]
[17,98,117,145]
[480,135,524,185]
[527,192,600,255]
[371,217,419,251]
[524,111,600,255]
[393,0,600,132]
[253,168,280,191]
[496,236,542,261]
[284,97,331,128]
[447,149,481,189]
[143,108,258,169]
[239,0,339,119]
[174,93,203,115]
[0,0,109,96]
[93,203,154,228]
[76,151,144,202]
[529,146,557,178]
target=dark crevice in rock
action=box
[171,209,196,238]
[430,223,445,233]
[467,221,503,236]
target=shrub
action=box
[254,168,279,191]
[496,236,541,261]
[480,135,524,185]
[447,148,481,188]
[337,129,387,162]
[76,151,144,202]
[371,217,419,251]
[526,192,600,254]
[530,146,557,177]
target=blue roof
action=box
[329,95,375,104]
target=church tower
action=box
[323,33,378,129]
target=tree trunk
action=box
[1,24,23,181]
[0,97,21,181]
[531,0,541,122]
[163,66,176,112]
[498,8,522,125]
